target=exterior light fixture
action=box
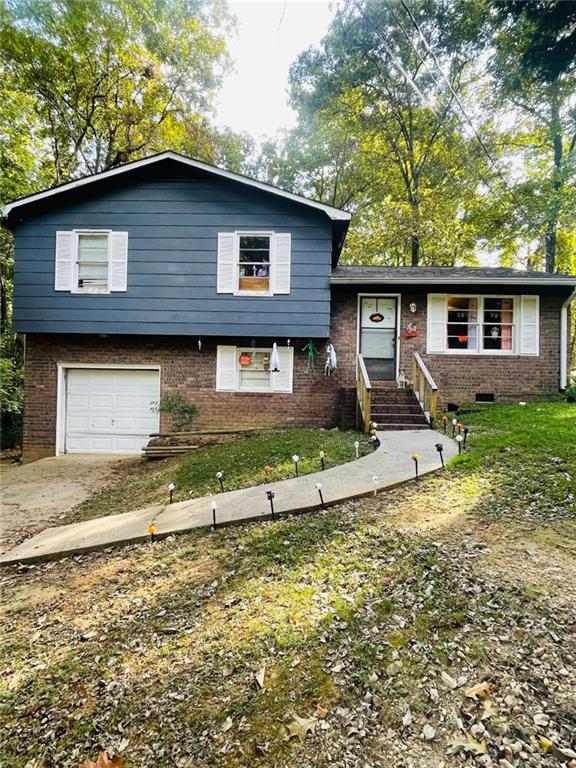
[211,500,217,529]
[456,434,464,454]
[409,302,417,314]
[216,471,224,493]
[435,442,445,468]
[292,455,300,477]
[266,489,276,521]
[168,482,175,504]
[372,475,378,496]
[315,482,325,508]
[451,418,458,437]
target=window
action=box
[238,235,271,293]
[76,233,109,290]
[428,294,538,355]
[54,230,128,293]
[217,231,291,295]
[216,345,293,393]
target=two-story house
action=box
[3,152,575,459]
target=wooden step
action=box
[373,412,429,425]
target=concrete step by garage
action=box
[370,385,430,430]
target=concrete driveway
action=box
[0,455,136,555]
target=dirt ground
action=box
[0,455,139,555]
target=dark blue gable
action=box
[11,160,334,338]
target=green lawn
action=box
[1,400,575,767]
[70,428,373,523]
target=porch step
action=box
[370,386,430,430]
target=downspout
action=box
[560,289,576,389]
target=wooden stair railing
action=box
[356,354,373,433]
[412,352,439,424]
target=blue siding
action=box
[12,165,333,337]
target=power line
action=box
[351,0,539,233]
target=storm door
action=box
[359,296,397,380]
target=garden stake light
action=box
[451,418,458,437]
[412,453,421,481]
[354,440,360,460]
[292,454,299,477]
[456,434,464,454]
[456,422,464,435]
[443,415,448,434]
[435,443,445,469]
[315,482,326,509]
[372,475,378,496]
[319,451,325,471]
[168,482,175,504]
[216,471,224,493]
[147,524,157,542]
[211,500,217,530]
[266,490,276,521]
[463,426,469,448]
[371,434,381,450]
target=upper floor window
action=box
[428,294,539,356]
[54,230,128,293]
[238,235,271,293]
[217,231,291,296]
[77,233,109,290]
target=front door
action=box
[359,296,397,380]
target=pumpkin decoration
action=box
[239,353,252,367]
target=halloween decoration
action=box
[405,322,418,338]
[302,339,319,373]
[270,343,281,372]
[198,338,202,351]
[239,352,252,367]
[324,343,337,376]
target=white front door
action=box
[65,368,160,453]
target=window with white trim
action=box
[216,345,294,393]
[217,231,291,295]
[428,294,538,355]
[54,229,128,293]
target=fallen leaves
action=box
[78,752,125,768]
[464,680,492,700]
[285,715,318,743]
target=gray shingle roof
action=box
[331,265,576,285]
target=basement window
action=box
[475,393,495,404]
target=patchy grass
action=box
[1,400,575,767]
[70,428,371,523]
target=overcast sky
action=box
[214,1,338,139]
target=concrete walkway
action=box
[0,430,457,565]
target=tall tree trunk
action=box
[409,192,420,266]
[544,88,563,273]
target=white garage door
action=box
[65,368,160,453]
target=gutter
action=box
[560,288,576,389]
[331,275,576,287]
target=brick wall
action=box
[23,334,349,458]
[22,287,567,458]
[330,286,566,409]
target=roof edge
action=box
[330,275,576,286]
[3,151,352,222]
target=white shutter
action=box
[216,346,238,390]
[272,233,291,294]
[271,346,294,393]
[217,233,235,293]
[54,231,74,291]
[109,231,128,292]
[427,294,446,353]
[520,295,539,355]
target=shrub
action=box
[152,393,199,432]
